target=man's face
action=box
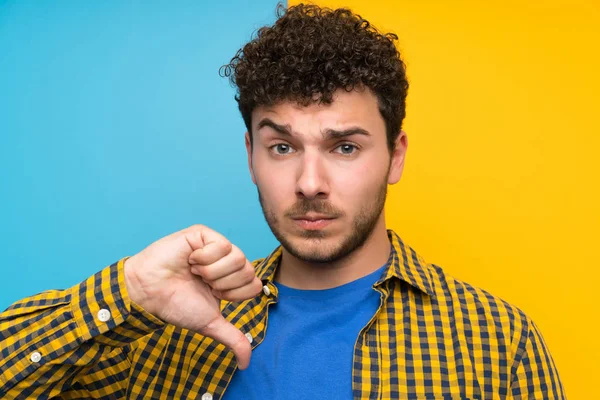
[245,88,407,263]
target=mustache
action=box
[284,200,344,219]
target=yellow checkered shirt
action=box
[0,230,565,399]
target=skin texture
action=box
[246,88,408,289]
[123,87,408,370]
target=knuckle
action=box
[186,225,205,240]
[218,240,233,254]
[198,266,217,281]
[189,250,205,264]
[243,267,256,284]
[231,252,246,268]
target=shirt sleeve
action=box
[510,318,566,399]
[0,258,165,398]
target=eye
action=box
[270,143,295,155]
[334,143,358,155]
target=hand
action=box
[123,225,262,369]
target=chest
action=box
[127,285,513,399]
[223,287,382,399]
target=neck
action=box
[275,215,391,290]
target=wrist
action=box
[123,256,149,311]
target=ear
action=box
[245,132,257,184]
[387,130,408,185]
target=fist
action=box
[123,225,262,369]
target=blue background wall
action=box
[0,1,281,309]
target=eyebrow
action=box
[257,118,371,140]
[322,127,370,139]
[257,118,292,136]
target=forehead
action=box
[251,88,385,137]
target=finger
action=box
[199,316,253,370]
[207,263,257,291]
[188,240,232,266]
[184,225,232,265]
[216,278,263,303]
[191,247,248,281]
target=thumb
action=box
[183,225,228,251]
[184,225,232,265]
[199,315,252,370]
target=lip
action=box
[292,215,336,230]
[291,213,335,221]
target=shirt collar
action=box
[254,229,436,297]
[379,230,436,297]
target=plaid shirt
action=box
[0,230,565,399]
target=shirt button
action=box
[30,351,42,363]
[262,285,271,296]
[201,393,213,400]
[97,308,111,322]
[245,332,253,344]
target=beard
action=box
[258,176,388,264]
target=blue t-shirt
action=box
[223,265,385,399]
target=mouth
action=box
[290,214,337,230]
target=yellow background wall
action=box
[290,0,599,397]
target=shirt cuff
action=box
[70,258,165,346]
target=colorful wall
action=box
[0,0,281,306]
[2,0,596,397]
[289,0,598,398]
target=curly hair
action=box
[220,3,409,152]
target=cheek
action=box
[333,160,384,199]
[254,160,295,207]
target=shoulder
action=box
[428,263,532,349]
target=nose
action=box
[295,152,329,200]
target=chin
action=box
[283,233,350,264]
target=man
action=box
[0,4,564,399]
